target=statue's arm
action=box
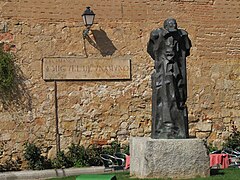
[184,35,192,57]
[147,39,155,60]
[179,29,192,57]
[147,30,159,60]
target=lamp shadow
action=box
[92,29,117,56]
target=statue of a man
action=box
[147,18,192,139]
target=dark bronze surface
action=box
[147,18,192,139]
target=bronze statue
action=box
[147,18,192,139]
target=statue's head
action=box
[164,18,178,32]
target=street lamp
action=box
[82,7,95,38]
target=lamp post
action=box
[82,7,95,38]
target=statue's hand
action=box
[151,30,159,40]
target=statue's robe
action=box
[147,28,191,139]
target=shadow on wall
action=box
[92,29,117,56]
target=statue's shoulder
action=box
[178,29,192,52]
[178,29,189,36]
[150,28,165,39]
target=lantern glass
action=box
[82,15,95,26]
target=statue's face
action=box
[164,18,177,32]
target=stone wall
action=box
[0,0,239,166]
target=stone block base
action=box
[130,137,210,179]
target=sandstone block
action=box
[130,137,210,179]
[196,121,212,132]
[82,131,92,137]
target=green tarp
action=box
[76,174,116,180]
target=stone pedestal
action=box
[130,137,210,179]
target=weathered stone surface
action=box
[196,132,211,139]
[130,137,210,179]
[196,121,212,132]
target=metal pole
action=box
[54,80,60,154]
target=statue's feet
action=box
[154,123,179,139]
